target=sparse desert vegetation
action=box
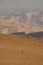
[0,34,43,65]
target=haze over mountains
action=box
[0,9,43,34]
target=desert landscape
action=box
[0,0,43,65]
[0,34,43,65]
[0,9,43,65]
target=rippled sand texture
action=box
[0,35,43,65]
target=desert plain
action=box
[0,34,43,65]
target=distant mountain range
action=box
[0,9,43,34]
[12,31,43,37]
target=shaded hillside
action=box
[12,31,43,37]
[26,32,43,37]
[12,32,25,35]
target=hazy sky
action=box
[0,0,43,9]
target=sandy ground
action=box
[0,34,43,65]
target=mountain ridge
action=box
[0,9,43,34]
